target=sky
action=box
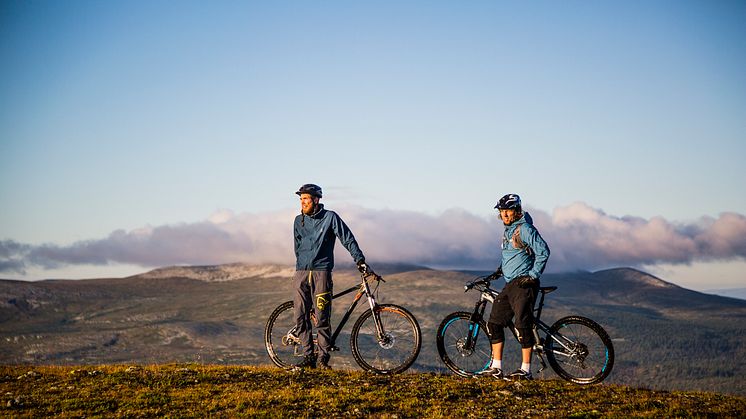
[1,1,745,291]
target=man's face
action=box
[300,193,319,215]
[499,209,519,226]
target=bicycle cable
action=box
[371,275,381,300]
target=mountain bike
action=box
[436,276,614,384]
[264,269,422,374]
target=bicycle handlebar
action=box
[362,271,385,283]
[464,275,498,292]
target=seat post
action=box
[534,289,547,320]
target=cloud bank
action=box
[2,203,746,275]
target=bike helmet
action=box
[295,184,323,198]
[495,193,521,210]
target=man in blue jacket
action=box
[481,194,550,380]
[292,183,368,370]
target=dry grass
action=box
[2,364,745,418]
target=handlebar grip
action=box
[363,271,384,282]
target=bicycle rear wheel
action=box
[436,311,492,377]
[265,301,304,368]
[545,316,615,384]
[350,304,421,374]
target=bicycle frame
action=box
[438,276,613,382]
[528,288,597,371]
[461,279,557,373]
[316,273,383,352]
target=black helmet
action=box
[295,184,323,198]
[495,193,521,210]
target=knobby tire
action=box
[350,304,422,374]
[264,301,299,369]
[545,315,615,384]
[436,311,493,377]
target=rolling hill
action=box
[1,264,744,396]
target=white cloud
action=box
[2,203,745,276]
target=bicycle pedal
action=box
[329,346,340,352]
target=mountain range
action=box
[1,264,744,396]
[704,287,746,301]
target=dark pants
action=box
[293,270,333,358]
[487,277,538,347]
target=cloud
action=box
[533,203,746,271]
[0,240,31,274]
[2,203,746,275]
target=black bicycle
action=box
[436,276,614,384]
[265,270,422,374]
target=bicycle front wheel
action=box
[350,304,421,374]
[545,316,615,384]
[436,311,492,377]
[264,301,304,368]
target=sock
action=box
[490,359,502,370]
[521,362,531,373]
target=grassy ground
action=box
[1,364,744,418]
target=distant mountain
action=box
[133,263,297,282]
[704,288,746,301]
[548,267,746,311]
[132,262,430,282]
[1,265,744,396]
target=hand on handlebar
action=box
[465,278,484,292]
[358,260,384,282]
[357,259,369,274]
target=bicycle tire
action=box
[265,301,304,368]
[545,315,615,384]
[436,311,493,377]
[350,304,421,374]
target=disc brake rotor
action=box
[379,332,396,349]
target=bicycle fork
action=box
[361,278,389,343]
[464,300,488,352]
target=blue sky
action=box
[1,1,745,290]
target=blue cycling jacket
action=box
[294,204,365,271]
[499,212,550,282]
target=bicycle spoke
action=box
[360,312,413,364]
[546,316,614,384]
[436,312,492,376]
[265,301,306,368]
[351,305,421,374]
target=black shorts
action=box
[487,277,538,330]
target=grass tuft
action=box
[1,364,744,417]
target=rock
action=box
[17,371,40,380]
[7,396,24,408]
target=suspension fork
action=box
[465,300,488,350]
[361,277,387,339]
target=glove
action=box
[515,275,538,288]
[486,268,503,281]
[357,259,369,274]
